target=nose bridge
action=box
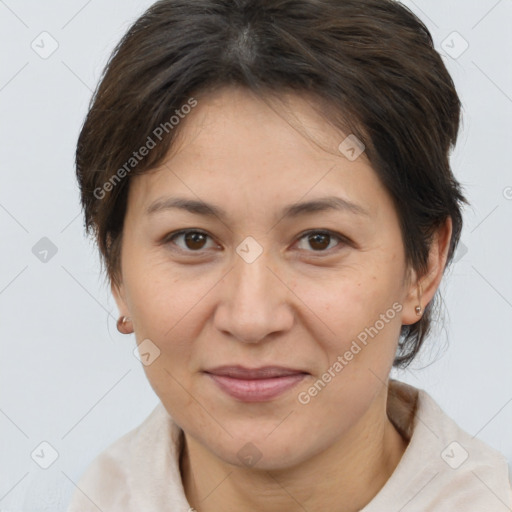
[235,244,274,300]
[232,233,275,294]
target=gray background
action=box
[1,0,511,510]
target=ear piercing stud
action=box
[116,315,132,334]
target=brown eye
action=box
[183,232,207,250]
[307,232,330,250]
[167,230,215,252]
[296,230,345,253]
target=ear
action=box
[111,278,130,317]
[401,217,453,326]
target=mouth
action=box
[203,365,309,402]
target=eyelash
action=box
[163,229,349,256]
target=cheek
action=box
[287,260,404,410]
[292,262,404,345]
[126,254,213,338]
[291,274,402,437]
[123,263,211,400]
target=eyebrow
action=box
[145,195,370,221]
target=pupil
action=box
[309,233,329,250]
[186,232,206,250]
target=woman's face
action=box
[113,86,423,469]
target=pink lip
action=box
[204,365,308,402]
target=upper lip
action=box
[204,365,308,379]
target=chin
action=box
[202,428,319,472]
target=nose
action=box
[213,247,295,344]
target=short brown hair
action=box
[76,0,468,368]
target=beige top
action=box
[66,380,512,511]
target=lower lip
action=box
[205,373,308,402]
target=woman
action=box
[67,0,512,510]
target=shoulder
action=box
[367,380,512,511]
[65,402,178,512]
[415,385,512,508]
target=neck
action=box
[180,385,408,512]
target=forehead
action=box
[165,85,366,164]
[127,86,388,222]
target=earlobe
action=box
[401,217,453,326]
[401,280,424,326]
[111,279,134,334]
[116,315,133,334]
[414,280,423,317]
